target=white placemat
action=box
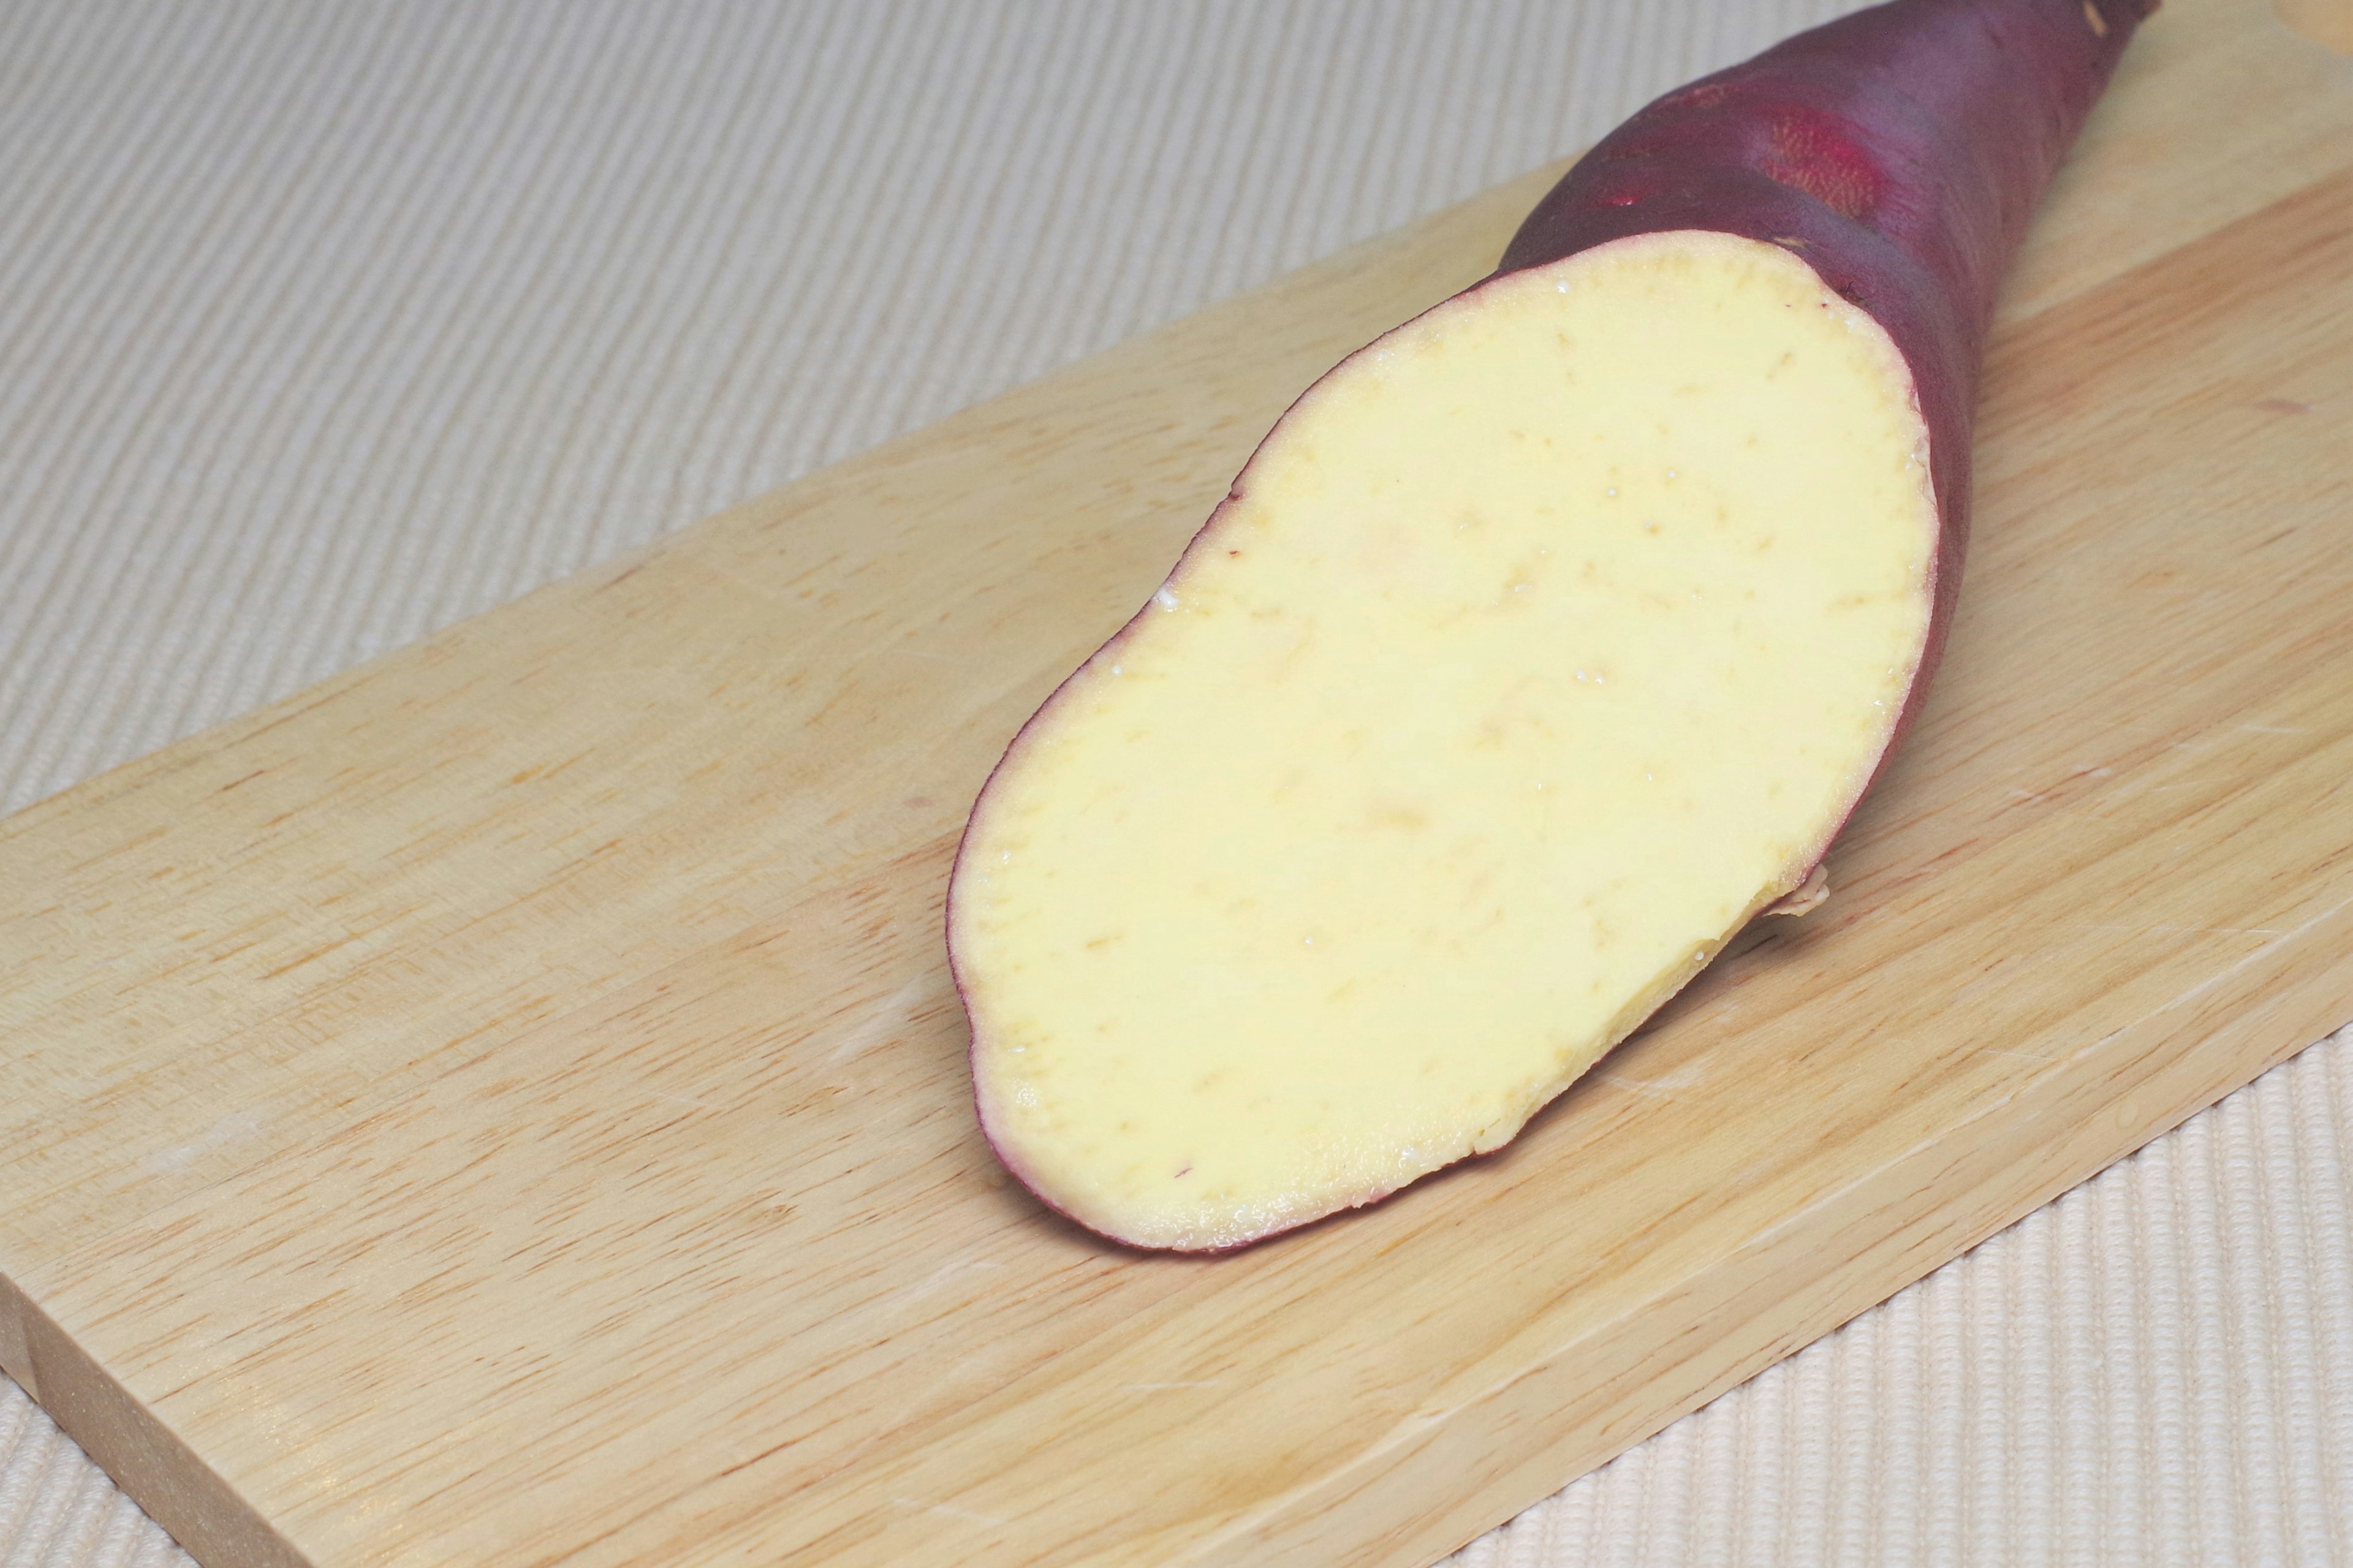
[2,3,2347,1563]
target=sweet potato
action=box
[950,0,2154,1252]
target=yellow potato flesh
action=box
[951,231,1937,1251]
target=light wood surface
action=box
[4,4,2350,1564]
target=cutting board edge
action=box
[2,1273,313,1568]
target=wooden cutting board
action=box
[5,5,2351,1564]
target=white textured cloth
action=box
[1,4,2347,1565]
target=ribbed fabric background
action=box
[1,3,2346,1564]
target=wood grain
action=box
[4,3,2351,1564]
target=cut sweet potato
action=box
[950,0,2154,1251]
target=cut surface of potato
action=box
[949,231,1938,1251]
